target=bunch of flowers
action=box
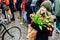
[32,13,54,30]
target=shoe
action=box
[56,28,60,34]
[11,18,15,21]
[18,15,22,19]
[4,19,8,22]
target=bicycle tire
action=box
[2,26,21,40]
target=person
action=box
[16,0,22,19]
[9,0,15,21]
[28,1,54,40]
[54,0,60,33]
[1,0,7,19]
[22,0,28,23]
[25,0,33,24]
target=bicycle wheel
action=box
[2,26,21,40]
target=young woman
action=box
[29,1,54,40]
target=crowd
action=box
[0,0,60,40]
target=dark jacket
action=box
[25,0,33,24]
[9,0,14,5]
[26,0,32,6]
[25,0,32,11]
[16,0,22,9]
[9,0,14,11]
[31,22,48,40]
[37,0,43,5]
[16,0,22,5]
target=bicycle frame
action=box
[0,24,14,38]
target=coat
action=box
[31,22,48,40]
[54,0,60,16]
[31,8,54,40]
[37,0,43,5]
[16,0,22,5]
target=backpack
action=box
[54,0,60,16]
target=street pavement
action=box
[0,11,60,40]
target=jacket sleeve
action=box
[47,12,54,25]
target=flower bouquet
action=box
[32,13,54,36]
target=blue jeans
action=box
[23,11,28,23]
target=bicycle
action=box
[0,20,21,40]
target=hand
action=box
[30,14,35,19]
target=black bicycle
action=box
[0,20,21,40]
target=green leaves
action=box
[32,13,53,30]
[32,15,39,23]
[39,25,42,30]
[32,15,48,30]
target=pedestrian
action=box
[30,1,54,40]
[54,0,60,33]
[25,0,33,24]
[22,0,28,23]
[9,0,15,21]
[16,0,22,19]
[1,0,7,19]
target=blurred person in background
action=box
[22,0,28,23]
[1,0,7,19]
[54,0,60,33]
[49,0,54,15]
[9,0,15,21]
[25,0,33,24]
[16,0,22,19]
[30,0,37,13]
[35,0,46,13]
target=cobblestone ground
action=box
[0,11,60,40]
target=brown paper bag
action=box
[27,24,37,40]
